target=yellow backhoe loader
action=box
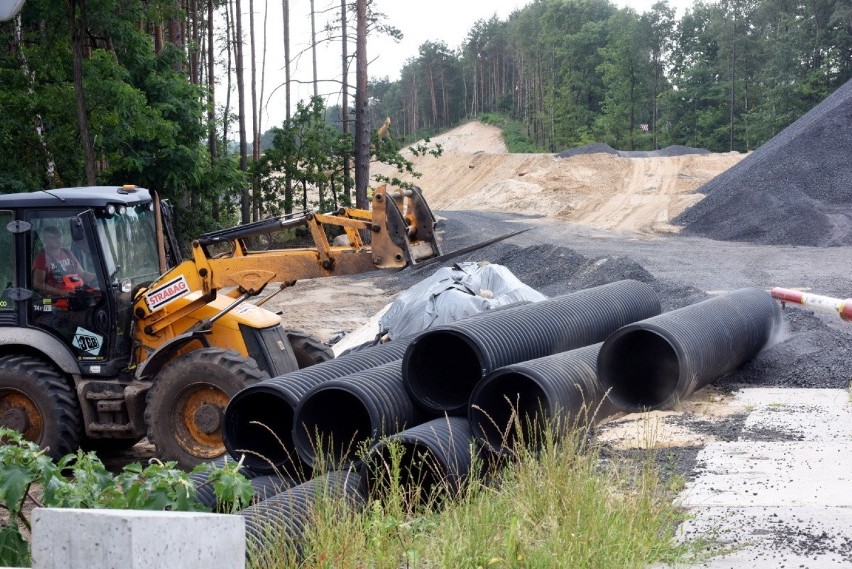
[0,184,439,467]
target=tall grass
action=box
[247,425,691,569]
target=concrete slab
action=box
[674,506,852,568]
[680,441,852,508]
[31,508,245,569]
[737,388,852,442]
[658,387,852,568]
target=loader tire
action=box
[286,330,334,369]
[145,348,268,469]
[0,355,82,459]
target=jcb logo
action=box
[73,327,103,356]
[75,335,100,352]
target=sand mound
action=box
[374,121,742,235]
[676,78,852,246]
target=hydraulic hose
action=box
[223,339,412,474]
[402,280,661,414]
[597,287,781,412]
[292,361,430,468]
[469,343,611,456]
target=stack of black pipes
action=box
[221,281,780,559]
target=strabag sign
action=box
[144,275,191,311]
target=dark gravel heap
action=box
[378,224,851,389]
[555,143,617,158]
[727,307,852,389]
[676,78,852,246]
[556,143,710,159]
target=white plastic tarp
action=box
[379,262,546,341]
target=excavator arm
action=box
[132,185,440,365]
[193,185,439,296]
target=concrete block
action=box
[31,509,245,569]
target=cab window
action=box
[0,211,14,311]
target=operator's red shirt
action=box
[33,248,80,289]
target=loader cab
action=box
[0,186,172,377]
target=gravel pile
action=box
[555,143,710,159]
[380,220,851,390]
[676,78,852,246]
[555,143,617,158]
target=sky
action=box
[248,0,696,129]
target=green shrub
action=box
[0,428,253,567]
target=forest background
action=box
[0,0,849,241]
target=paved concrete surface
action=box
[662,388,852,568]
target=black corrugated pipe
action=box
[292,361,431,468]
[360,416,477,505]
[247,474,298,504]
[469,343,614,456]
[402,280,661,415]
[597,287,782,412]
[223,339,412,475]
[242,470,365,561]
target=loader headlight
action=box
[105,204,116,217]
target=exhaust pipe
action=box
[468,343,610,456]
[402,280,661,415]
[597,288,781,412]
[223,339,412,475]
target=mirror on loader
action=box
[69,214,86,243]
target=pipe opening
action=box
[601,329,680,409]
[470,372,548,453]
[405,331,482,412]
[295,389,371,466]
[364,441,448,506]
[224,390,296,471]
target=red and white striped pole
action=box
[770,287,852,322]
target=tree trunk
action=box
[67,0,97,185]
[16,15,58,186]
[282,0,293,214]
[207,0,219,221]
[249,0,260,220]
[310,0,318,98]
[428,61,438,128]
[354,0,369,209]
[340,0,351,203]
[235,0,250,223]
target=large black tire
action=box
[0,354,82,458]
[286,330,334,369]
[144,348,269,469]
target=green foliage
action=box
[369,0,852,153]
[0,428,253,567]
[258,97,352,214]
[479,113,544,153]
[0,0,241,241]
[259,96,441,214]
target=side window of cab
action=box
[0,211,15,311]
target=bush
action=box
[0,428,253,567]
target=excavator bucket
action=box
[371,185,441,267]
